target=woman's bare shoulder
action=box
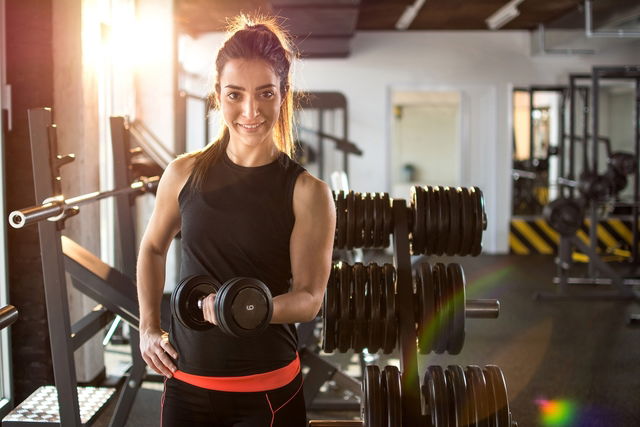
[159,153,197,194]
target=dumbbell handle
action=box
[197,295,212,311]
[466,299,499,318]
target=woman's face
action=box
[217,58,282,148]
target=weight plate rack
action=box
[324,189,516,426]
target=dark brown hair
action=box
[186,14,297,190]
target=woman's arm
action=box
[271,172,336,324]
[137,155,193,377]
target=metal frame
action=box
[538,66,640,302]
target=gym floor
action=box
[95,254,640,427]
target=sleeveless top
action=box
[170,149,306,376]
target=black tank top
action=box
[171,149,306,376]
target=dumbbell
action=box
[171,275,273,337]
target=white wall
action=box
[180,31,640,253]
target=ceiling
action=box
[175,0,640,57]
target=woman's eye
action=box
[261,91,274,99]
[227,92,240,100]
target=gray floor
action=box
[95,254,640,426]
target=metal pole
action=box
[529,89,535,168]
[589,70,599,277]
[633,77,640,263]
[569,77,576,198]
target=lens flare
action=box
[536,398,577,426]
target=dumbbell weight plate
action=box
[171,275,221,331]
[336,191,346,249]
[444,367,460,427]
[337,263,352,352]
[427,186,439,255]
[416,263,433,354]
[368,264,382,353]
[378,193,387,248]
[355,193,364,248]
[383,366,403,427]
[471,187,485,256]
[482,367,499,427]
[364,193,374,248]
[446,187,461,256]
[431,187,443,255]
[382,263,397,354]
[352,263,367,352]
[467,366,490,427]
[448,365,470,427]
[464,367,480,427]
[434,263,450,354]
[459,188,474,256]
[382,193,392,247]
[411,186,425,255]
[322,264,338,353]
[363,365,383,427]
[214,277,273,338]
[438,187,451,256]
[346,191,355,249]
[485,366,510,427]
[448,263,466,355]
[427,366,450,426]
[374,193,383,248]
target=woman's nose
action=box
[241,97,259,119]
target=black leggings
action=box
[160,371,307,427]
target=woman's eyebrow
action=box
[223,84,276,91]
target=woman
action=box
[136,15,335,426]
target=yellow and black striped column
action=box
[509,217,638,256]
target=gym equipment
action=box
[359,363,516,427]
[8,175,158,229]
[332,186,487,256]
[171,275,273,337]
[0,305,18,330]
[322,262,499,355]
[608,151,637,176]
[543,198,585,237]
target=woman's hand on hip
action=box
[139,328,178,378]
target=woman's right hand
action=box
[139,328,178,378]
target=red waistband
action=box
[173,354,300,392]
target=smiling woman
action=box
[136,13,335,427]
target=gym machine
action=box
[3,109,162,426]
[539,66,640,303]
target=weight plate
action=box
[383,366,403,427]
[432,187,443,256]
[438,187,451,256]
[364,193,374,248]
[363,365,383,427]
[374,193,383,248]
[171,275,220,331]
[382,263,397,354]
[426,186,439,256]
[382,193,392,247]
[433,263,449,354]
[482,367,499,427]
[446,187,462,256]
[346,191,355,249]
[448,263,466,355]
[428,366,449,427]
[485,366,510,427]
[467,366,490,427]
[459,188,474,256]
[355,192,364,248]
[215,277,272,337]
[338,263,352,353]
[448,365,469,427]
[471,187,484,256]
[336,191,346,249]
[368,264,382,353]
[322,263,338,353]
[416,263,430,354]
[444,367,459,426]
[464,366,480,427]
[352,263,367,352]
[412,186,425,255]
